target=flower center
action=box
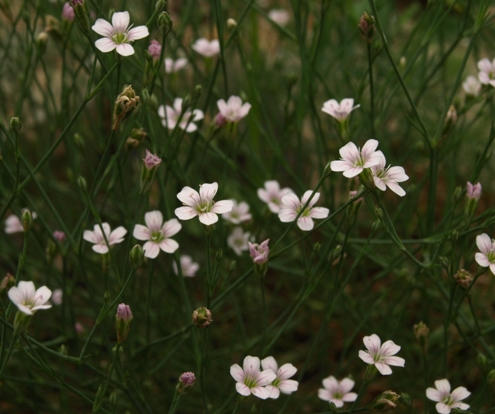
[244,375,258,389]
[197,199,213,213]
[333,391,343,399]
[150,231,164,243]
[112,32,127,44]
[487,251,495,262]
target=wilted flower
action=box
[113,85,140,130]
[8,281,52,315]
[330,139,382,178]
[143,149,161,170]
[474,233,495,275]
[92,11,149,56]
[257,180,293,213]
[227,227,251,256]
[371,390,401,411]
[192,307,212,328]
[426,379,470,414]
[358,334,405,375]
[268,9,290,26]
[222,200,252,224]
[466,182,482,200]
[165,57,188,73]
[192,38,220,57]
[478,57,495,87]
[158,98,204,132]
[370,151,409,197]
[261,356,298,399]
[454,269,473,289]
[318,376,357,408]
[173,255,200,277]
[462,75,481,96]
[216,96,251,123]
[62,3,75,21]
[249,239,270,264]
[175,182,233,226]
[413,321,430,351]
[230,356,277,399]
[83,223,127,254]
[322,98,360,122]
[278,190,329,231]
[133,211,181,259]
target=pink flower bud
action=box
[177,372,196,394]
[148,40,162,60]
[52,288,63,305]
[143,149,162,170]
[466,182,482,201]
[117,303,133,321]
[62,3,75,21]
[214,112,226,127]
[116,303,133,343]
[248,239,270,264]
[53,230,66,242]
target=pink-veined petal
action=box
[112,11,130,33]
[358,350,374,365]
[380,340,401,356]
[211,199,234,214]
[279,379,298,393]
[277,363,297,380]
[230,364,245,382]
[261,356,278,372]
[251,386,270,399]
[330,160,351,172]
[143,241,160,259]
[116,43,134,56]
[127,25,149,41]
[133,224,150,240]
[386,182,406,197]
[278,208,297,223]
[375,362,392,375]
[361,139,379,160]
[199,212,218,226]
[159,238,179,254]
[257,369,276,384]
[235,382,252,396]
[162,218,181,237]
[450,386,470,401]
[383,356,405,367]
[340,378,355,393]
[343,166,363,178]
[145,211,164,231]
[476,234,492,255]
[243,356,261,374]
[343,392,358,402]
[92,18,114,37]
[110,226,127,243]
[310,207,329,219]
[93,244,109,254]
[95,38,117,53]
[297,216,314,231]
[199,182,218,200]
[435,403,451,414]
[175,206,198,221]
[265,385,280,399]
[177,186,201,206]
[475,252,490,267]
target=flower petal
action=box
[198,212,218,226]
[175,207,198,221]
[159,238,179,254]
[92,18,114,37]
[112,11,130,34]
[95,38,117,53]
[143,241,160,259]
[116,43,135,56]
[133,224,151,240]
[127,25,149,41]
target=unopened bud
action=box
[399,393,412,408]
[21,209,33,232]
[359,12,375,44]
[10,116,21,134]
[399,56,406,71]
[157,12,173,33]
[192,307,212,328]
[374,206,383,221]
[439,256,449,269]
[74,133,85,149]
[155,0,166,12]
[194,84,202,99]
[113,85,140,130]
[147,39,162,60]
[227,18,237,28]
[0,273,15,297]
[177,372,196,394]
[70,0,90,35]
[454,269,473,289]
[442,105,457,138]
[454,186,463,202]
[371,390,400,411]
[129,244,145,269]
[62,3,75,21]
[77,175,87,191]
[329,245,343,264]
[451,230,459,242]
[478,353,487,371]
[46,239,57,262]
[36,32,48,56]
[116,303,133,343]
[104,291,110,303]
[466,182,482,201]
[413,321,429,352]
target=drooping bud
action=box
[10,116,21,134]
[371,390,401,411]
[21,209,33,232]
[70,0,90,35]
[177,372,196,394]
[359,12,375,44]
[454,269,473,289]
[413,321,429,352]
[116,303,133,343]
[113,85,140,130]
[129,244,145,269]
[140,150,162,193]
[192,307,212,328]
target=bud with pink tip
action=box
[249,239,270,264]
[465,181,482,220]
[62,3,75,21]
[53,230,66,242]
[140,149,162,193]
[116,303,133,343]
[148,40,162,60]
[177,372,196,394]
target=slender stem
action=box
[146,261,154,343]
[367,43,375,137]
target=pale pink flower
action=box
[92,11,149,57]
[133,211,181,259]
[62,3,75,21]
[257,180,293,213]
[466,182,482,200]
[51,289,63,305]
[322,99,360,121]
[222,200,252,224]
[192,38,220,57]
[249,239,270,264]
[478,58,495,87]
[475,233,495,274]
[53,230,66,242]
[143,149,162,169]
[227,227,251,256]
[268,9,290,26]
[318,376,358,408]
[462,75,481,96]
[230,356,277,399]
[175,182,233,226]
[75,322,85,334]
[330,139,382,178]
[4,215,23,234]
[148,40,161,59]
[358,334,405,375]
[165,57,188,73]
[370,151,409,197]
[8,281,52,316]
[426,379,470,414]
[173,255,200,277]
[261,356,298,399]
[83,223,127,254]
[158,98,204,132]
[216,96,251,123]
[278,190,329,231]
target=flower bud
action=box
[194,84,202,99]
[177,372,196,394]
[439,256,449,270]
[70,0,90,35]
[413,321,429,352]
[53,230,66,242]
[104,291,110,303]
[359,12,375,44]
[148,39,162,60]
[46,239,58,262]
[13,310,32,335]
[116,303,133,343]
[227,18,237,28]
[129,244,145,269]
[478,353,487,372]
[113,85,140,130]
[0,273,15,297]
[62,3,75,21]
[21,209,33,232]
[125,128,147,150]
[399,393,412,408]
[77,175,87,191]
[454,269,473,289]
[371,390,401,411]
[347,190,364,226]
[192,307,212,328]
[465,181,481,219]
[10,116,21,134]
[157,12,173,33]
[140,150,162,193]
[36,32,48,56]
[155,0,166,12]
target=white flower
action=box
[261,356,298,399]
[51,289,63,305]
[462,75,481,96]
[477,57,495,87]
[318,376,358,408]
[158,98,204,132]
[192,38,220,57]
[330,139,382,178]
[216,96,252,123]
[257,180,294,213]
[475,233,495,274]
[133,211,181,259]
[230,355,277,399]
[370,151,409,197]
[426,379,470,414]
[278,190,329,231]
[4,215,23,234]
[83,223,127,254]
[227,227,251,256]
[92,11,149,57]
[322,98,360,121]
[358,333,405,375]
[8,281,52,315]
[173,255,199,277]
[175,182,233,226]
[268,9,290,26]
[222,200,252,224]
[165,57,188,74]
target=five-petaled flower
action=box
[475,233,495,275]
[216,96,252,123]
[477,57,495,87]
[322,98,360,122]
[133,211,181,259]
[261,356,299,399]
[158,98,204,132]
[192,38,220,57]
[230,355,277,399]
[173,255,200,277]
[330,139,382,178]
[222,199,252,224]
[227,227,251,256]
[257,180,293,214]
[370,151,409,197]
[83,223,127,254]
[358,334,405,375]
[8,281,52,315]
[278,190,329,231]
[426,379,470,414]
[318,376,358,408]
[175,182,233,226]
[92,11,149,57]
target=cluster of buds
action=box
[248,239,270,276]
[116,303,133,343]
[177,372,196,394]
[140,150,162,193]
[359,12,375,44]
[192,307,212,328]
[413,321,429,353]
[454,269,474,289]
[113,85,140,130]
